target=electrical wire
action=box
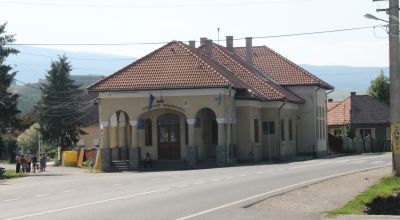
[6,25,386,46]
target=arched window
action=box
[145,119,152,146]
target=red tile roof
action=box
[235,46,333,89]
[89,41,232,91]
[327,95,389,126]
[88,40,330,103]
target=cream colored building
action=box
[88,37,333,170]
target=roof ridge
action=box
[328,96,351,112]
[175,41,232,86]
[212,44,285,100]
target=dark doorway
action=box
[158,114,181,159]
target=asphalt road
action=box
[0,153,392,220]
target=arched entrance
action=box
[158,113,181,159]
[197,108,218,159]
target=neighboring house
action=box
[327,92,390,150]
[87,37,333,171]
[78,93,100,148]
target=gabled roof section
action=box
[327,94,389,126]
[327,97,351,126]
[88,41,232,91]
[203,44,303,103]
[235,46,333,90]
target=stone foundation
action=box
[100,148,111,171]
[129,146,141,170]
[186,145,198,166]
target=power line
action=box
[0,0,310,8]
[5,25,386,47]
[18,52,134,61]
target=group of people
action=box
[15,153,47,173]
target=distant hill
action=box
[300,65,388,100]
[5,46,134,83]
[11,75,104,114]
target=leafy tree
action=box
[0,23,20,132]
[367,71,390,104]
[37,56,85,151]
[17,123,39,154]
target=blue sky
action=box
[0,0,393,67]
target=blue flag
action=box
[148,93,155,112]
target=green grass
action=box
[0,170,28,179]
[328,176,400,216]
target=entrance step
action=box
[111,160,129,171]
[197,159,217,168]
[143,160,187,170]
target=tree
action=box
[17,123,39,154]
[37,56,85,151]
[367,70,390,104]
[0,23,20,132]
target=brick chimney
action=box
[205,39,213,57]
[200,37,207,46]
[246,37,253,65]
[226,36,234,52]
[189,40,196,48]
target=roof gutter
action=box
[278,99,287,161]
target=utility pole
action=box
[376,0,400,176]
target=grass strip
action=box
[0,170,28,179]
[328,176,400,216]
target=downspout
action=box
[226,84,233,166]
[325,88,334,154]
[278,99,287,161]
[314,87,321,158]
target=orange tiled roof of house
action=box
[88,40,330,103]
[235,46,333,89]
[327,94,389,126]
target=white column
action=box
[130,120,139,147]
[216,118,226,145]
[100,121,109,148]
[186,118,196,146]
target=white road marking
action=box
[5,188,169,220]
[3,198,20,202]
[336,160,349,163]
[255,171,263,174]
[226,177,233,180]
[176,164,390,220]
[194,182,205,185]
[176,185,188,188]
[63,190,77,193]
[150,178,157,181]
[239,174,247,177]
[172,175,180,178]
[371,161,385,164]
[35,194,50,197]
[350,160,367,164]
[112,183,121,186]
[211,179,220,182]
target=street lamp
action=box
[364,13,389,23]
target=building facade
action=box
[88,37,333,170]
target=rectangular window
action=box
[254,119,260,143]
[144,119,152,146]
[289,119,293,141]
[281,119,285,142]
[263,121,275,135]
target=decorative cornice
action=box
[186,118,196,125]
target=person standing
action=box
[25,154,32,173]
[20,154,27,173]
[31,154,37,173]
[40,154,46,172]
[15,154,21,173]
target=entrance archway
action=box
[197,108,218,159]
[158,113,181,159]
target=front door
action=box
[158,114,181,159]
